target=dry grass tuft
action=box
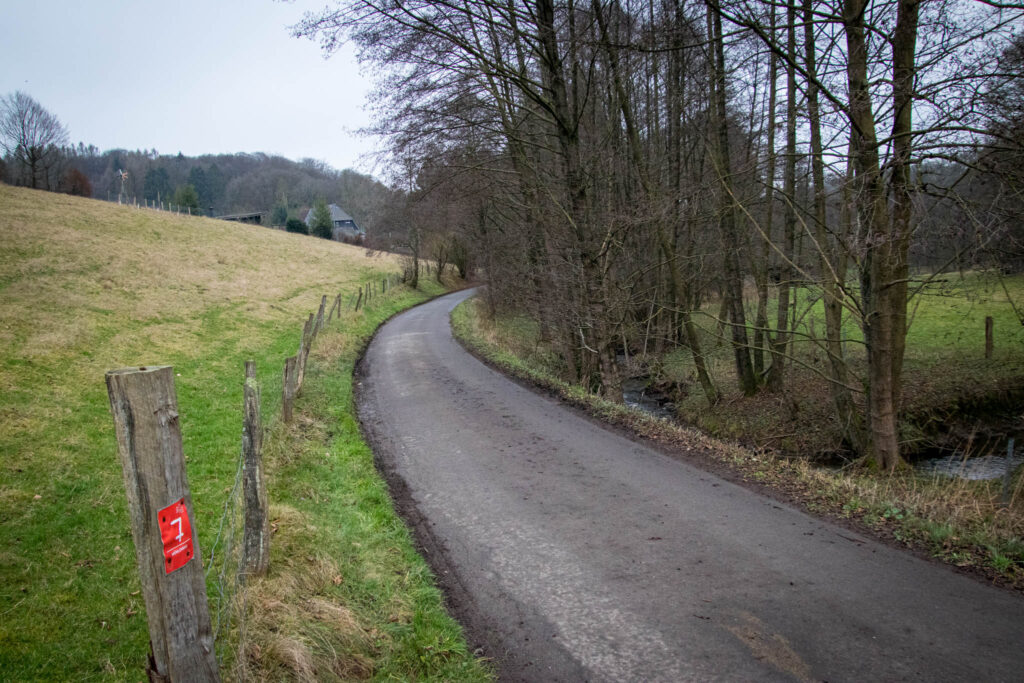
[235,504,376,682]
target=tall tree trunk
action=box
[767,0,798,391]
[842,0,917,470]
[753,2,778,380]
[888,0,920,413]
[708,0,757,395]
[804,0,867,454]
[536,0,620,400]
[594,0,716,404]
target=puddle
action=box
[622,378,675,420]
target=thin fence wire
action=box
[206,451,245,666]
[198,273,408,671]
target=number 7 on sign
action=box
[157,498,195,574]
[170,516,184,542]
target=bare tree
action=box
[0,91,69,190]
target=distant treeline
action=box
[61,146,405,239]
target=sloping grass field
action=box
[0,186,488,680]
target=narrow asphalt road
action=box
[356,289,1024,682]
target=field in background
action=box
[0,186,488,680]
[663,272,1024,458]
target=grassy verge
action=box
[452,296,1024,589]
[235,282,491,681]
[0,185,488,680]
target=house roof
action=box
[305,203,363,232]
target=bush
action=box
[286,217,308,234]
[62,168,92,197]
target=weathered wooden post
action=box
[296,314,314,392]
[241,362,269,577]
[105,366,219,683]
[282,356,297,423]
[985,316,994,359]
[327,293,341,323]
[355,286,364,312]
[315,295,327,335]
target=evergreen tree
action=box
[143,167,171,202]
[310,198,333,239]
[271,202,289,226]
[172,184,200,212]
[188,166,209,209]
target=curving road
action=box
[356,289,1024,682]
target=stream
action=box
[622,377,1022,481]
[914,439,1022,480]
[621,377,675,420]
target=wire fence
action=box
[193,271,407,671]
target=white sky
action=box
[0,0,382,175]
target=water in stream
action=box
[621,368,1022,482]
[915,448,1023,480]
[622,378,675,420]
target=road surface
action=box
[356,289,1024,682]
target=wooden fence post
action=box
[985,316,994,359]
[282,356,297,423]
[282,357,295,423]
[241,362,269,577]
[315,295,327,335]
[105,366,219,683]
[355,286,364,312]
[327,293,341,323]
[296,314,314,392]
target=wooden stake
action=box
[296,314,314,392]
[282,356,297,423]
[241,362,269,577]
[985,316,994,359]
[327,293,341,323]
[105,366,219,683]
[315,295,327,335]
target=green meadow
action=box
[0,185,489,680]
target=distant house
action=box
[304,203,366,242]
[216,211,264,225]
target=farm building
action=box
[304,203,366,242]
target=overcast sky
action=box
[0,0,381,174]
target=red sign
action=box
[157,498,194,574]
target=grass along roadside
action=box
[234,282,491,681]
[0,185,488,680]
[451,295,1024,589]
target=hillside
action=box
[0,185,487,680]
